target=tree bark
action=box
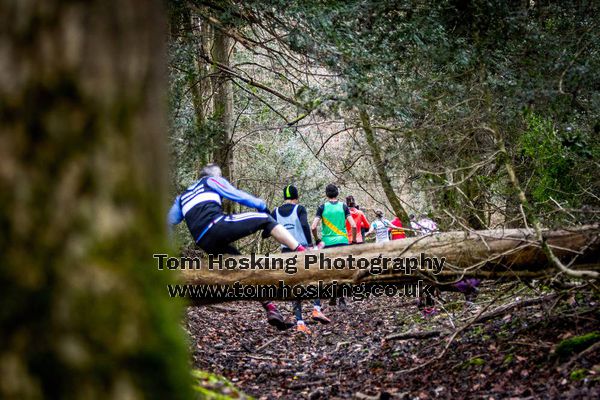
[187,14,207,128]
[186,12,213,168]
[211,28,234,181]
[359,108,410,224]
[182,226,600,301]
[198,21,213,166]
[0,1,190,398]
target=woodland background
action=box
[1,0,598,399]
[168,0,599,254]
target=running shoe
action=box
[267,309,294,331]
[311,309,331,324]
[296,322,311,335]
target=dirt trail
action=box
[186,286,599,399]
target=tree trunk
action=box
[0,1,190,399]
[186,14,206,129]
[182,226,600,301]
[185,11,214,170]
[211,28,234,181]
[198,20,213,165]
[359,108,410,225]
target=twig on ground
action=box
[385,330,443,342]
[286,380,325,390]
[208,305,239,313]
[334,341,351,352]
[473,294,556,323]
[254,337,278,353]
[353,392,380,400]
[397,290,504,374]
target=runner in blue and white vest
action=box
[272,185,331,334]
[168,163,306,331]
[365,209,393,243]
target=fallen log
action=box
[180,226,599,302]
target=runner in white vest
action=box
[366,209,393,243]
[272,185,331,334]
[275,203,309,250]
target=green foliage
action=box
[468,357,486,367]
[192,370,253,399]
[518,112,576,204]
[503,354,514,365]
[569,368,588,381]
[555,332,600,360]
[517,111,600,216]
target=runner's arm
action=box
[383,218,394,230]
[346,215,357,243]
[205,176,267,211]
[365,221,376,237]
[167,196,184,225]
[361,212,370,230]
[298,206,313,246]
[311,217,321,244]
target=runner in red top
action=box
[345,196,370,243]
[390,216,406,240]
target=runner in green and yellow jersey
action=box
[311,184,357,248]
[311,184,357,309]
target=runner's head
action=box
[283,185,299,201]
[346,195,356,208]
[200,163,222,178]
[325,184,339,199]
[409,214,416,221]
[375,209,384,219]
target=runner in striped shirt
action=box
[168,163,305,330]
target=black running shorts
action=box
[198,212,278,255]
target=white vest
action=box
[275,205,308,249]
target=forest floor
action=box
[186,283,599,399]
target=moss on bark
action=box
[0,1,192,399]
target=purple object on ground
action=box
[454,278,481,293]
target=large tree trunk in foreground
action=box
[0,1,190,399]
[182,226,599,301]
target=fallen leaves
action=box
[186,287,600,398]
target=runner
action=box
[272,185,330,334]
[390,215,407,240]
[311,184,357,248]
[311,184,356,308]
[408,214,439,315]
[168,163,305,330]
[365,209,393,243]
[345,195,370,244]
[355,205,369,240]
[410,214,438,236]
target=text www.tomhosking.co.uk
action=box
[156,252,444,300]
